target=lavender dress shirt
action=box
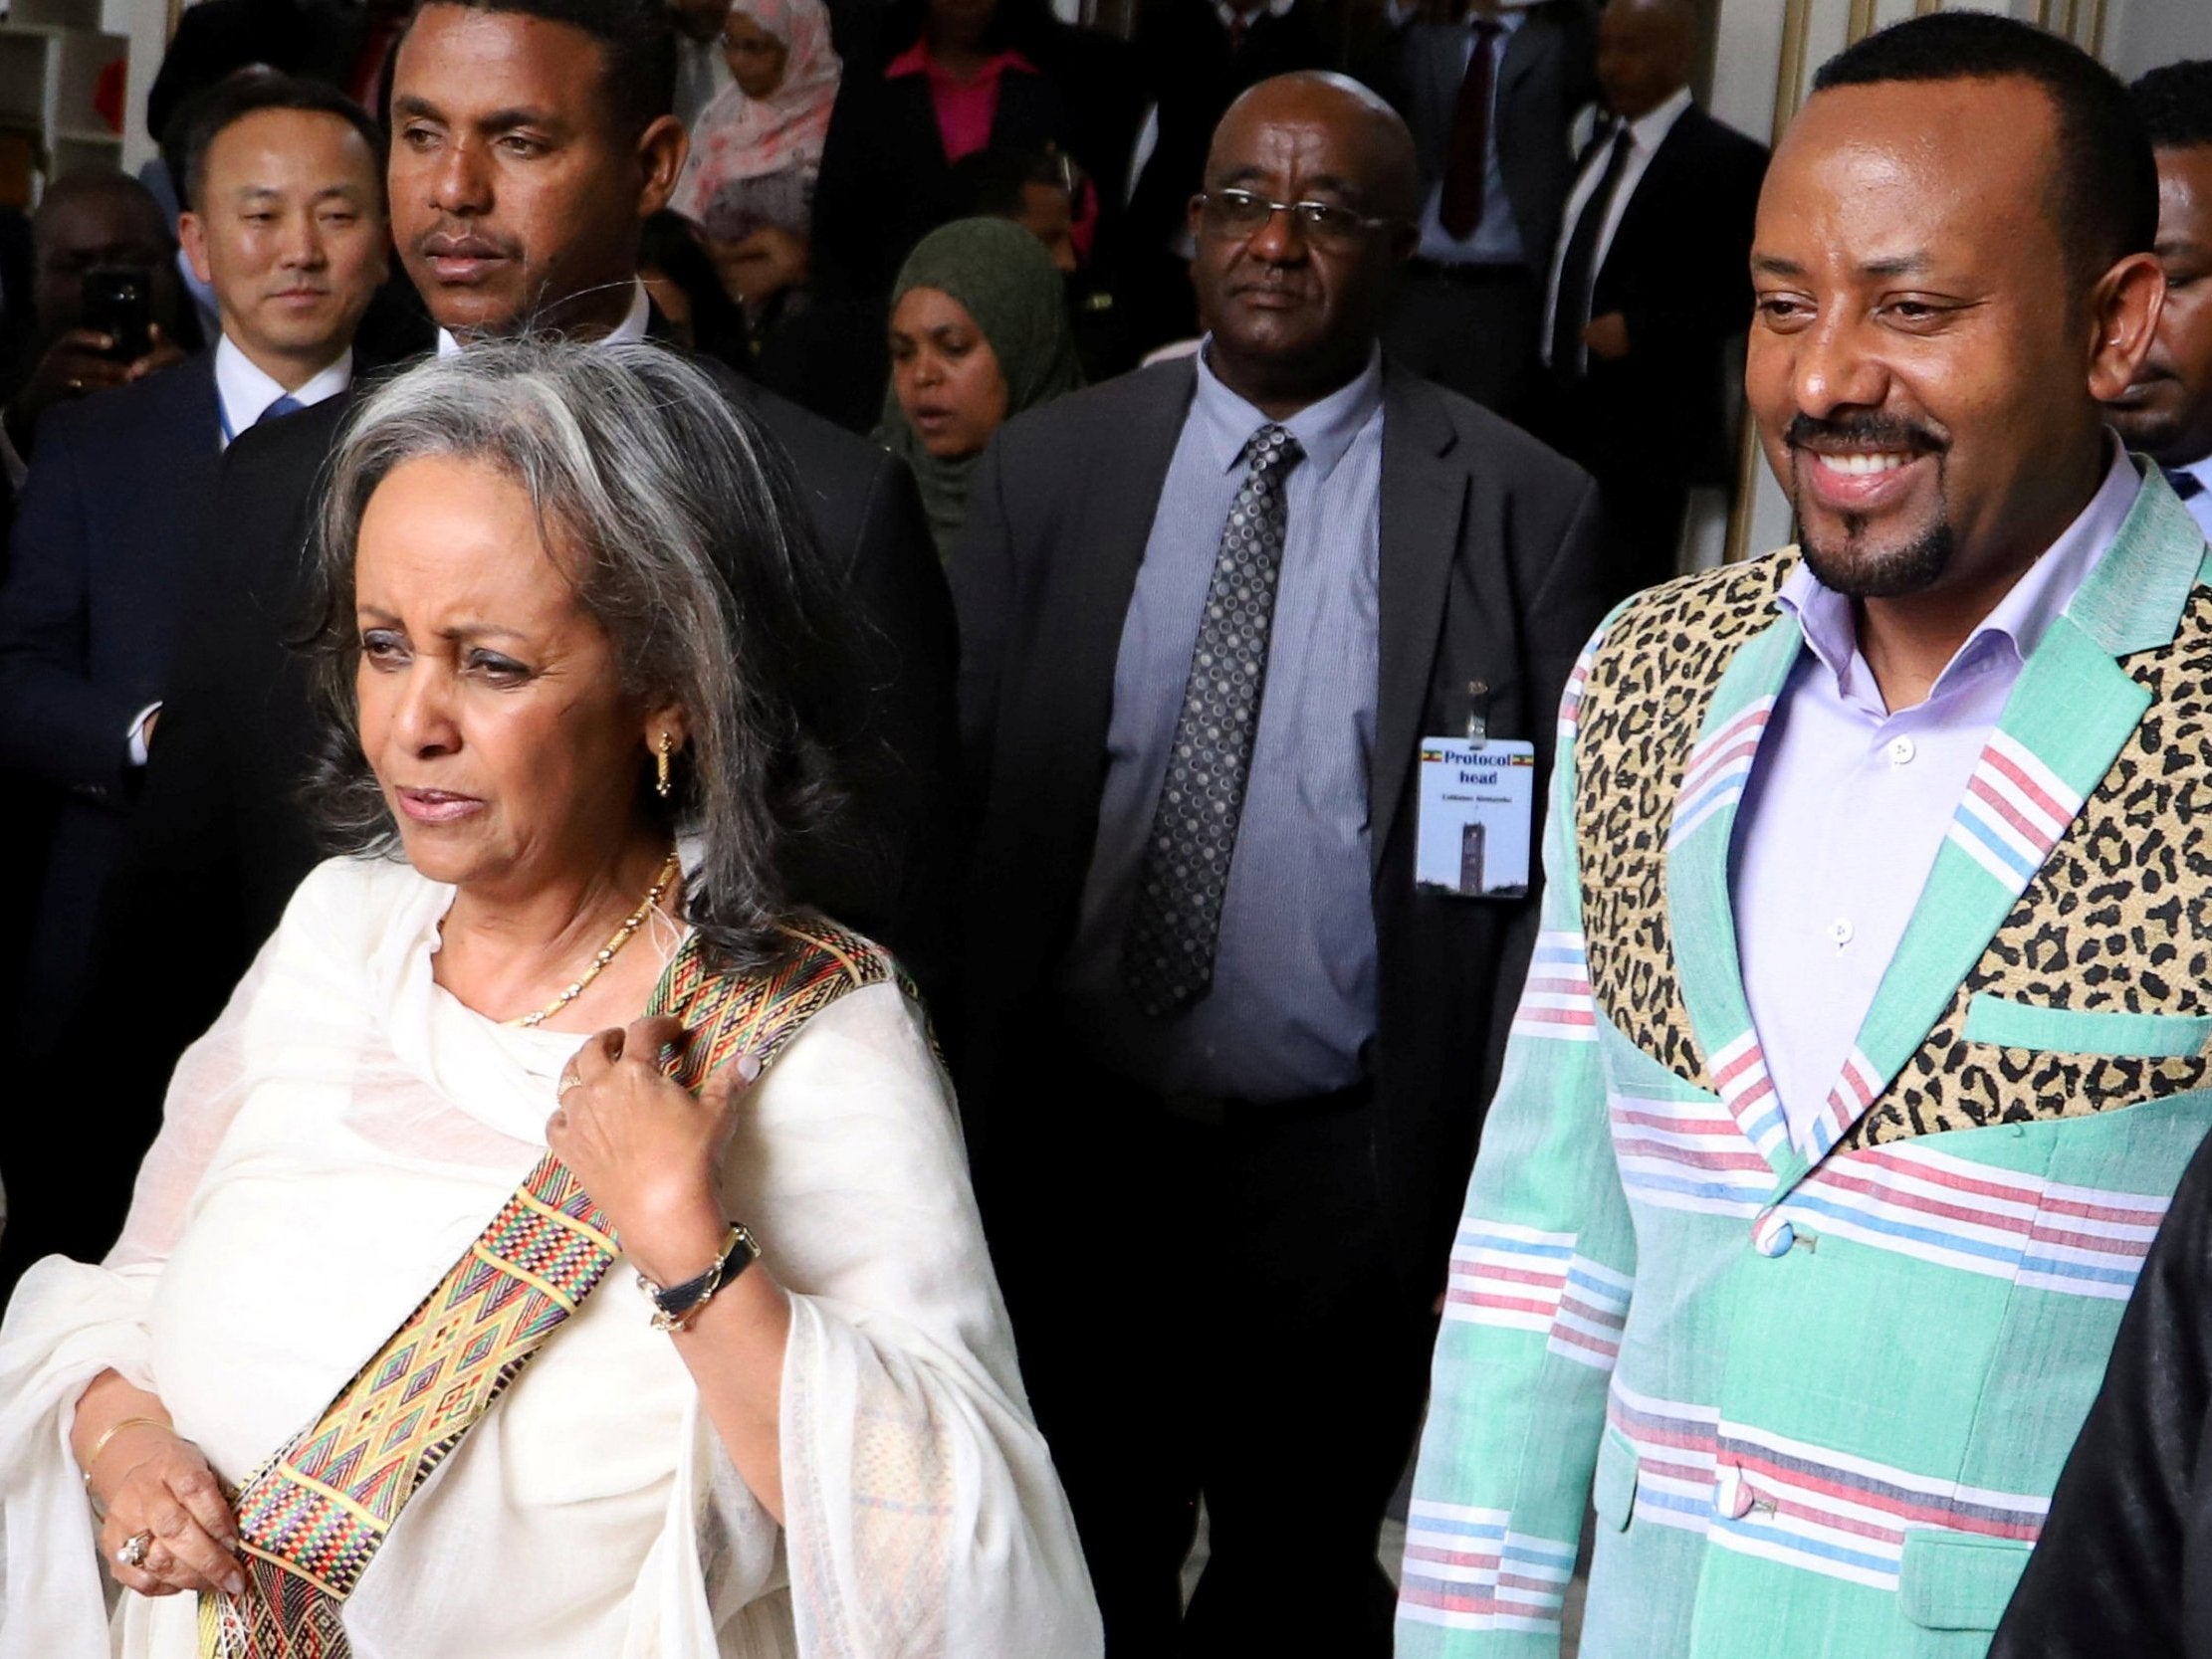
[1730,445,2142,1152]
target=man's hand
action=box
[1583,311,1631,362]
[8,324,186,451]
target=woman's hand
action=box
[548,1016,757,1286]
[90,1424,245,1598]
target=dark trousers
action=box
[986,1052,1437,1657]
[1380,263,1539,420]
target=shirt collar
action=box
[883,42,1036,80]
[1616,85,1692,154]
[2177,450,2212,493]
[436,278,653,357]
[1190,339,1384,483]
[1778,436,2143,706]
[213,333,352,445]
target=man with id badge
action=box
[954,71,1604,1658]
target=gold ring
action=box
[117,1529,153,1568]
[557,1072,583,1098]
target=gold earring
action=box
[654,732,674,799]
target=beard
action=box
[1786,410,1954,598]
[1799,510,1954,598]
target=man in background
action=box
[1359,0,1597,414]
[2108,59,2212,538]
[0,77,387,1293]
[670,0,734,127]
[1533,0,1765,599]
[1,173,189,474]
[957,71,1601,1656]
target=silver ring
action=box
[557,1071,583,1098]
[116,1529,152,1568]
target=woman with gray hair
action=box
[0,341,1101,1658]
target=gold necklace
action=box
[504,851,683,1029]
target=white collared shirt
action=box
[435,278,654,358]
[1212,0,1295,31]
[1540,85,1695,363]
[214,334,352,450]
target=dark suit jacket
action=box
[0,353,220,1037]
[80,337,957,1208]
[812,60,1082,301]
[952,355,1605,1283]
[1359,0,1600,277]
[1558,103,1768,486]
[1990,1125,2212,1658]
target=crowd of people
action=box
[0,0,2209,1654]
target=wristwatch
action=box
[635,1222,760,1333]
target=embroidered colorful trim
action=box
[200,917,900,1657]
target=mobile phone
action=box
[80,266,153,362]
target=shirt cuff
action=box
[126,702,161,767]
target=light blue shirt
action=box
[1729,444,2140,1152]
[1062,343,1386,1100]
[1410,8,1525,266]
[2172,451,2212,539]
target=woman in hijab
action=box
[670,0,841,316]
[876,216,1082,560]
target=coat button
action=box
[1713,1463,1756,1519]
[1752,1208,1795,1257]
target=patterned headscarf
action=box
[874,217,1086,562]
[672,0,841,207]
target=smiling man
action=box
[1399,14,2212,1659]
[954,70,1603,1656]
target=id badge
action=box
[1415,737,1536,899]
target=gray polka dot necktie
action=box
[1121,422,1304,1018]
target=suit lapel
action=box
[1031,363,1197,838]
[1663,601,1807,1181]
[1774,469,2205,1186]
[1371,367,1466,879]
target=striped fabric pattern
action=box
[1510,931,1597,1043]
[1610,1090,1770,1217]
[1443,1221,1575,1333]
[1399,1502,1579,1634]
[1804,1046,1881,1158]
[1548,1255,1633,1370]
[1946,730,2083,892]
[1705,1030,1789,1161]
[1668,700,1773,847]
[1607,1384,2048,1593]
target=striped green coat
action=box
[1398,469,2212,1658]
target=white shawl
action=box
[0,854,1101,1658]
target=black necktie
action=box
[1439,19,1502,241]
[2167,467,2206,502]
[1549,123,1635,376]
[1121,425,1304,1018]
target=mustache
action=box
[411,225,521,261]
[1784,411,1948,454]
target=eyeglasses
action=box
[1194,187,1397,249]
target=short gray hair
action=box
[300,339,858,970]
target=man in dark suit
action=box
[1535,0,1766,598]
[954,71,1604,1658]
[61,0,952,1273]
[0,77,390,1289]
[1358,0,1598,413]
[1114,0,1333,354]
